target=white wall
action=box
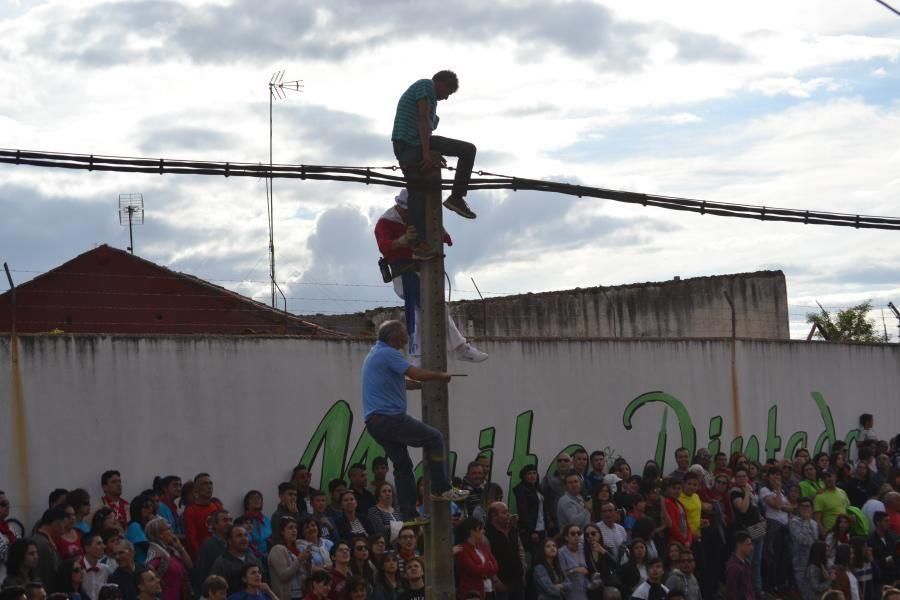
[2,335,898,523]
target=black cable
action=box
[875,0,900,17]
[1,148,899,230]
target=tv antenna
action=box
[266,70,304,307]
[118,193,144,255]
[888,301,900,342]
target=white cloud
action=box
[747,76,845,98]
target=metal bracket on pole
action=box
[419,154,454,600]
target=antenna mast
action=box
[118,193,145,255]
[267,70,303,307]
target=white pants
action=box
[393,278,467,357]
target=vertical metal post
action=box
[723,291,741,437]
[268,87,276,308]
[3,263,14,338]
[127,207,134,254]
[419,155,454,600]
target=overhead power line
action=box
[874,0,900,17]
[2,148,900,230]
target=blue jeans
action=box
[392,136,477,245]
[365,413,451,519]
[751,536,764,596]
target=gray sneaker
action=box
[430,488,471,502]
[443,195,477,219]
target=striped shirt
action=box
[391,79,438,145]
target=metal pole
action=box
[419,155,454,600]
[723,291,741,437]
[268,86,276,308]
[3,263,15,338]
[128,207,134,254]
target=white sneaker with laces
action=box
[455,343,488,363]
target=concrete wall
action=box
[2,333,896,524]
[361,270,790,341]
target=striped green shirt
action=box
[391,78,438,146]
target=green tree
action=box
[806,300,883,342]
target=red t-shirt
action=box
[101,496,130,527]
[184,501,223,558]
[56,531,84,560]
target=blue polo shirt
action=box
[362,341,411,420]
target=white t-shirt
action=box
[759,486,790,525]
[535,489,545,532]
[631,581,669,600]
[597,521,628,564]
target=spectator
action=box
[52,558,85,599]
[271,485,303,541]
[123,497,152,567]
[724,532,753,600]
[855,414,877,457]
[327,541,351,600]
[531,538,567,600]
[302,571,331,600]
[596,502,627,565]
[849,536,874,600]
[226,564,277,600]
[396,557,424,600]
[556,524,588,600]
[2,540,39,589]
[134,569,161,600]
[200,575,227,600]
[805,541,832,600]
[790,497,822,600]
[268,517,308,600]
[241,491,272,560]
[372,551,401,600]
[345,577,366,600]
[662,479,692,549]
[760,466,792,594]
[585,452,607,498]
[470,484,503,526]
[826,515,853,565]
[308,493,336,544]
[290,466,317,516]
[94,532,118,581]
[393,528,418,577]
[831,544,858,600]
[885,492,900,535]
[484,502,525,600]
[195,511,233,592]
[630,558,667,600]
[454,518,498,600]
[107,541,137,600]
[729,468,763,596]
[153,477,182,535]
[0,491,16,577]
[144,518,191,600]
[65,492,91,537]
[367,535,386,566]
[347,538,375,590]
[346,465,376,519]
[541,454,572,536]
[77,534,110,600]
[24,583,45,600]
[334,493,373,542]
[367,484,401,540]
[815,470,851,532]
[460,463,487,520]
[324,482,347,526]
[662,548,698,600]
[34,509,66,589]
[799,462,824,499]
[184,474,223,560]
[0,587,26,600]
[99,474,128,530]
[556,475,590,531]
[210,526,261,595]
[55,508,82,562]
[668,449,691,482]
[297,517,333,574]
[861,483,886,531]
[713,453,729,476]
[867,511,896,587]
[512,465,545,556]
[617,538,649,595]
[572,450,589,492]
[582,523,619,596]
[88,513,116,541]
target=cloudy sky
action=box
[1,0,899,338]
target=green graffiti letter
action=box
[765,406,781,461]
[300,400,353,489]
[784,432,808,459]
[346,428,385,479]
[708,416,723,456]
[478,427,496,482]
[744,435,760,462]
[623,391,696,472]
[811,392,836,454]
[507,412,538,514]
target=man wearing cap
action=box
[813,469,850,530]
[374,190,487,365]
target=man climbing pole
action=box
[391,70,478,260]
[375,189,488,364]
[362,320,471,522]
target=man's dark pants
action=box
[392,136,477,245]
[365,412,451,520]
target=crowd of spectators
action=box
[2,415,900,600]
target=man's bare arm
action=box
[406,365,451,383]
[417,98,433,171]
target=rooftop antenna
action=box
[888,301,900,342]
[266,70,304,307]
[118,193,144,255]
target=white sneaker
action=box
[431,488,471,502]
[455,343,488,363]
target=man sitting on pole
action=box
[362,320,470,523]
[375,189,488,365]
[392,69,477,260]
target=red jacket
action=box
[664,497,693,546]
[374,207,452,262]
[183,500,223,559]
[454,541,499,600]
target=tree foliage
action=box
[806,300,884,342]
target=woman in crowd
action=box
[126,494,154,565]
[532,538,568,600]
[90,508,119,536]
[805,541,833,600]
[372,551,402,600]
[831,544,859,600]
[513,464,545,556]
[583,523,620,598]
[760,466,792,595]
[590,484,613,524]
[366,484,401,540]
[454,517,498,600]
[629,519,660,560]
[641,461,660,483]
[346,577,368,600]
[227,564,278,600]
[616,538,649,596]
[334,492,373,542]
[268,517,309,600]
[2,539,38,589]
[242,491,272,561]
[367,534,387,565]
[849,536,875,600]
[347,536,376,589]
[302,571,332,600]
[825,515,853,566]
[397,557,425,600]
[729,467,764,597]
[66,490,92,535]
[145,517,192,600]
[662,542,683,576]
[327,541,352,600]
[53,557,85,600]
[799,462,824,499]
[55,507,83,560]
[297,517,333,573]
